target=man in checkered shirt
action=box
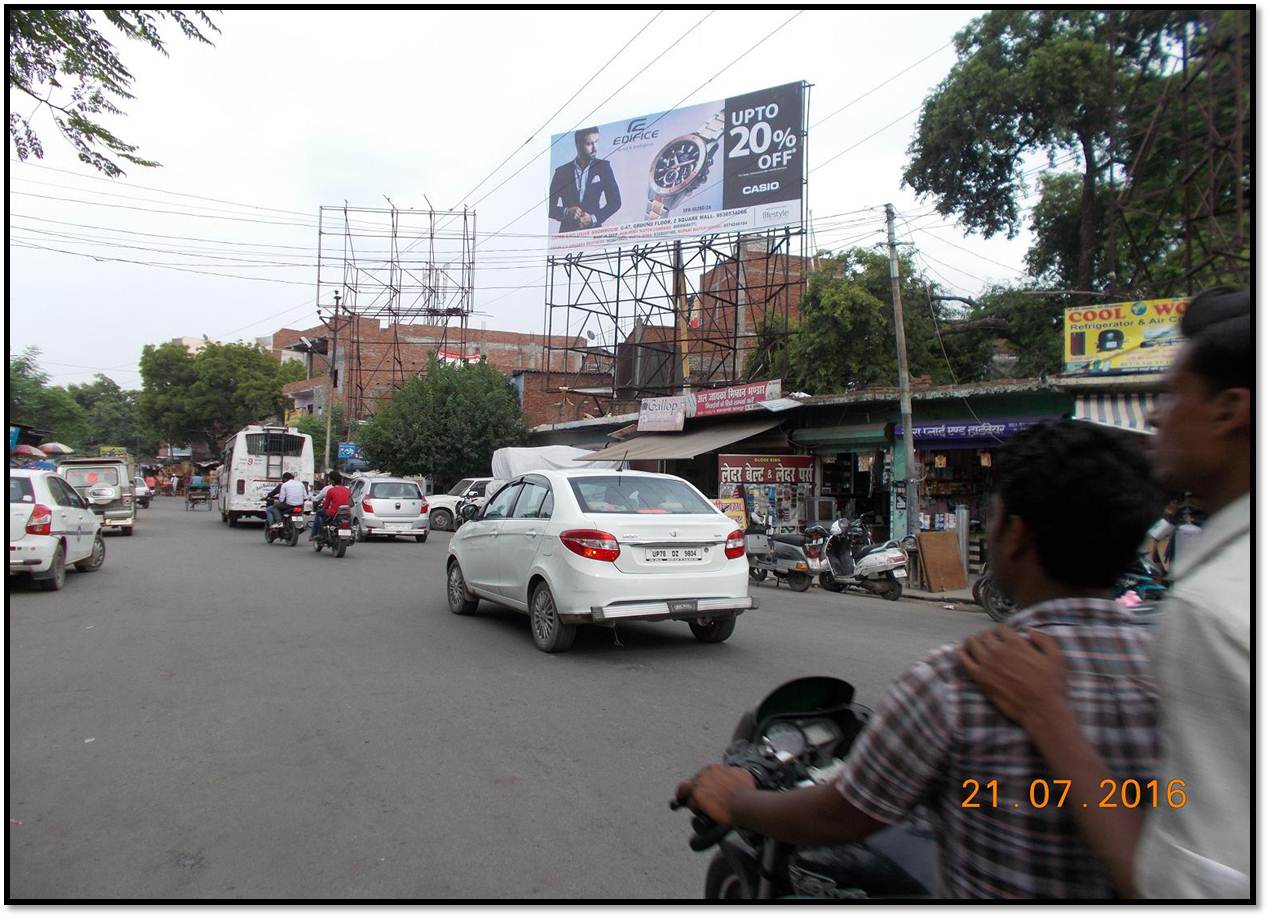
[676,420,1162,899]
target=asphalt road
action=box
[8,498,988,900]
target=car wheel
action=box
[689,616,736,644]
[447,562,479,615]
[787,572,812,592]
[748,567,767,583]
[227,513,237,527]
[415,533,428,543]
[40,545,67,592]
[431,509,453,531]
[122,526,134,537]
[530,581,576,653]
[74,534,106,572]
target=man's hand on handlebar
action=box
[674,764,756,827]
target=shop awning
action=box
[792,423,889,455]
[577,417,780,462]
[1072,394,1157,434]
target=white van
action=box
[216,425,314,526]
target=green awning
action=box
[792,424,889,455]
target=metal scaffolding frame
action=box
[315,204,476,433]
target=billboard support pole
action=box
[323,290,341,475]
[674,239,690,392]
[886,203,918,538]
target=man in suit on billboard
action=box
[549,127,621,233]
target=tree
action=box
[753,249,993,395]
[277,359,308,386]
[293,406,343,468]
[903,10,1196,298]
[8,9,218,176]
[358,358,528,487]
[8,347,88,444]
[65,373,156,453]
[138,341,296,451]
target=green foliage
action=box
[65,373,157,454]
[293,406,343,467]
[751,250,993,395]
[7,9,218,176]
[961,286,1066,378]
[277,359,308,385]
[139,341,296,451]
[358,358,528,488]
[8,347,88,444]
[903,10,1206,294]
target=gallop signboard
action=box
[1063,297,1188,375]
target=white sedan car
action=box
[9,469,106,591]
[445,469,755,652]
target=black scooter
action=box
[673,676,935,899]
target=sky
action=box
[9,8,1066,389]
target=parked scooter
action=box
[818,515,908,601]
[264,498,306,547]
[745,516,828,592]
[672,676,935,899]
[312,505,355,558]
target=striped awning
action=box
[1072,393,1157,434]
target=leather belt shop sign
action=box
[719,454,815,491]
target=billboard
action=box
[1063,297,1188,375]
[637,379,782,432]
[547,82,804,252]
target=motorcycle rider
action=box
[314,470,352,540]
[264,472,307,530]
[308,472,334,540]
[675,419,1163,898]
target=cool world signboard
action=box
[1063,297,1188,375]
[547,82,805,253]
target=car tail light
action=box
[362,500,374,513]
[236,480,245,495]
[26,504,53,536]
[420,502,429,514]
[724,529,745,559]
[559,529,620,562]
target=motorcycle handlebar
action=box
[668,799,733,852]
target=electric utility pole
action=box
[322,289,341,474]
[885,204,918,537]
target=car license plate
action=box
[644,547,702,563]
[386,521,408,530]
[668,599,697,614]
[338,529,352,537]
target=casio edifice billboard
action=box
[547,82,805,252]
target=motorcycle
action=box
[264,499,306,547]
[673,676,935,899]
[745,517,828,592]
[818,515,908,601]
[312,505,355,558]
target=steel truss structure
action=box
[544,227,808,400]
[315,205,475,428]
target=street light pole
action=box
[885,204,919,537]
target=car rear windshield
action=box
[370,482,421,499]
[63,467,120,487]
[569,477,715,515]
[9,477,34,503]
[447,479,473,496]
[245,433,306,456]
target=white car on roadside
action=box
[427,477,494,531]
[9,469,106,591]
[445,469,755,653]
[348,476,430,542]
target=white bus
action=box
[216,425,315,526]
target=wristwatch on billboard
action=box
[645,110,726,221]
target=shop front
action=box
[718,454,816,535]
[790,422,892,535]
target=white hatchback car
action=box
[348,476,429,542]
[445,469,755,652]
[9,469,106,591]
